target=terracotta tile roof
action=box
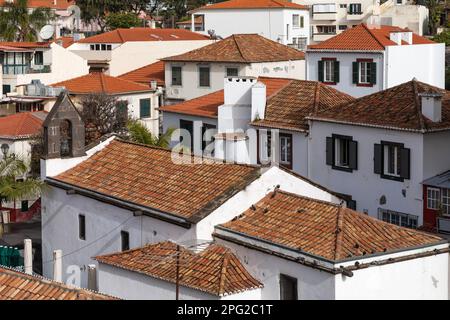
[308,79,450,133]
[0,0,75,10]
[192,0,307,12]
[49,139,260,222]
[0,112,46,139]
[50,72,152,95]
[77,28,209,44]
[0,41,50,49]
[54,36,74,48]
[118,61,165,87]
[308,24,436,51]
[0,266,117,300]
[95,241,262,296]
[162,34,304,63]
[217,190,444,262]
[251,80,354,132]
[160,77,292,118]
[176,16,203,25]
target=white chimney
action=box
[389,32,402,45]
[251,82,266,121]
[420,93,442,122]
[53,249,62,282]
[401,31,413,45]
[87,264,97,291]
[224,77,257,105]
[24,239,33,275]
[150,80,158,90]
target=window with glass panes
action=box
[199,66,210,87]
[442,188,450,215]
[379,209,418,229]
[279,134,292,169]
[359,61,371,84]
[324,60,335,82]
[427,187,440,210]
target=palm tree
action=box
[0,0,54,42]
[0,156,43,211]
[127,120,175,149]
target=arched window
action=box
[60,119,72,157]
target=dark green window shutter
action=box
[349,140,358,170]
[370,62,377,84]
[333,61,340,83]
[139,99,151,118]
[326,137,333,165]
[318,60,324,82]
[352,62,359,84]
[374,143,382,174]
[400,147,410,179]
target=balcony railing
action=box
[2,64,51,75]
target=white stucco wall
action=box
[193,8,310,45]
[97,262,261,300]
[0,138,32,163]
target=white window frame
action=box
[334,137,350,168]
[427,187,441,210]
[280,135,291,165]
[198,65,210,87]
[359,61,370,84]
[383,144,400,177]
[292,14,300,28]
[442,188,450,216]
[379,209,418,229]
[323,60,335,83]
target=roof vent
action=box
[420,92,443,122]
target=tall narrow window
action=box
[353,60,376,85]
[442,188,450,215]
[121,231,129,251]
[180,119,194,150]
[34,51,43,65]
[280,274,298,300]
[279,133,292,169]
[199,66,210,87]
[427,187,440,210]
[139,98,151,118]
[374,142,410,181]
[171,66,182,86]
[318,59,339,84]
[78,214,86,240]
[292,14,300,28]
[326,135,357,172]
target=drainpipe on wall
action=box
[53,249,62,282]
[24,239,33,275]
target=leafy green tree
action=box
[106,12,142,30]
[0,0,53,41]
[127,120,174,148]
[0,155,43,210]
[433,29,450,46]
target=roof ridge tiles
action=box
[411,79,426,131]
[362,23,388,50]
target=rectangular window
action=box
[324,60,335,82]
[353,60,376,85]
[291,37,307,50]
[171,66,182,86]
[226,67,238,77]
[384,144,401,177]
[359,61,370,84]
[180,119,194,150]
[121,231,129,251]
[78,214,86,240]
[90,44,95,50]
[292,14,300,28]
[442,188,450,215]
[335,137,350,167]
[279,133,292,169]
[313,3,336,13]
[379,209,418,229]
[349,3,362,14]
[199,66,210,87]
[317,25,336,34]
[2,85,11,94]
[374,142,410,181]
[201,123,216,152]
[139,98,151,118]
[339,25,348,31]
[106,44,112,51]
[95,44,100,50]
[101,44,106,51]
[21,200,29,212]
[280,274,298,300]
[340,4,347,8]
[34,51,43,65]
[427,187,440,210]
[326,135,357,171]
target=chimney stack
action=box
[24,239,33,275]
[251,82,266,121]
[224,77,256,105]
[53,249,62,282]
[420,93,442,122]
[389,32,402,45]
[401,31,413,45]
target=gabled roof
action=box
[162,34,304,63]
[50,72,152,95]
[0,0,75,10]
[48,139,260,223]
[76,28,209,44]
[308,24,436,51]
[191,0,307,12]
[160,77,292,118]
[95,241,262,296]
[118,61,165,87]
[0,112,46,139]
[0,266,117,300]
[308,79,450,133]
[251,80,354,132]
[216,190,445,262]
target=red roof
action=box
[118,61,165,87]
[54,36,74,48]
[0,0,75,10]
[0,112,45,139]
[308,24,436,51]
[50,72,152,95]
[77,28,210,44]
[160,77,292,118]
[0,41,50,49]
[192,0,307,12]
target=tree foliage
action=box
[433,28,450,46]
[127,120,174,148]
[0,0,53,41]
[106,12,142,30]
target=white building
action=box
[95,241,263,300]
[214,190,450,300]
[190,0,310,48]
[161,34,306,102]
[1,42,89,96]
[67,28,214,76]
[306,23,445,97]
[294,0,428,43]
[306,79,450,227]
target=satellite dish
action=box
[39,25,55,41]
